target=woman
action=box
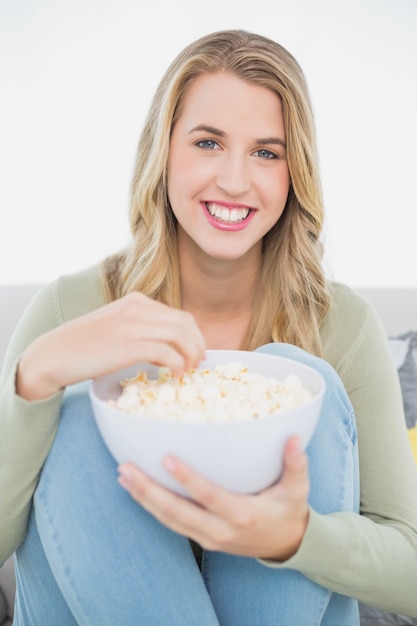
[1,30,416,625]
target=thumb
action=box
[279,436,310,494]
[285,436,305,463]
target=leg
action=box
[14,382,220,626]
[14,512,78,626]
[201,343,360,626]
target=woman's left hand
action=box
[117,436,310,561]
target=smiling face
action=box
[167,71,291,265]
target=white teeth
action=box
[206,203,250,224]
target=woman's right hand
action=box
[16,292,206,401]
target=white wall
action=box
[1,0,416,287]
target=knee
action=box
[256,342,353,416]
[256,342,337,382]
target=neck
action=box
[178,238,261,349]
[180,249,260,310]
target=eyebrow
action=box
[189,124,286,148]
[190,124,226,137]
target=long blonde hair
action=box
[102,29,330,355]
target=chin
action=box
[202,245,256,263]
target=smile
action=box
[205,202,251,224]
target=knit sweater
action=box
[1,265,417,616]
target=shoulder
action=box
[325,281,374,323]
[322,281,378,339]
[23,265,106,331]
[1,266,107,381]
[320,281,388,373]
[53,264,106,322]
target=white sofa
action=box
[1,283,416,625]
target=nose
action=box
[216,153,251,197]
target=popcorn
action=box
[108,362,313,423]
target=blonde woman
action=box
[1,30,416,625]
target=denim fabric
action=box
[14,343,360,625]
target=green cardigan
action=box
[1,265,417,616]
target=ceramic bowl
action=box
[89,349,325,496]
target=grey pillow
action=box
[359,602,417,625]
[389,331,417,428]
[398,331,417,428]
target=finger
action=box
[118,297,206,371]
[125,340,196,378]
[135,313,205,354]
[92,297,205,374]
[130,338,205,377]
[117,463,218,538]
[276,436,310,499]
[161,456,251,523]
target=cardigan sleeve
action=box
[259,286,417,617]
[0,266,104,565]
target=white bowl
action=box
[89,350,325,496]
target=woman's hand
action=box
[118,436,310,561]
[16,292,206,401]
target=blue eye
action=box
[196,139,219,150]
[254,148,278,160]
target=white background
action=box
[1,0,416,287]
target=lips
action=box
[205,202,251,224]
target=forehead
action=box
[176,72,285,134]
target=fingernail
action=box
[291,437,302,454]
[163,456,177,473]
[118,465,133,489]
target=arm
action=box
[0,265,206,565]
[262,289,417,616]
[0,279,69,565]
[119,287,417,616]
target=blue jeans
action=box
[14,344,360,625]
